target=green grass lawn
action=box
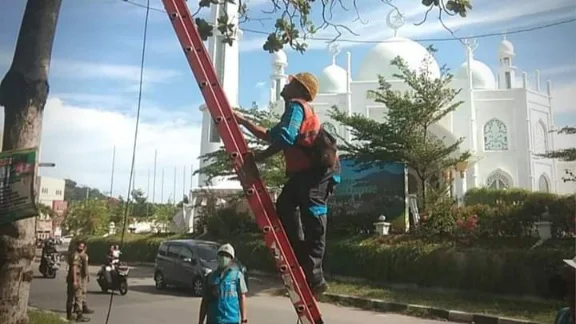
[323,281,562,324]
[29,309,66,324]
[266,280,562,324]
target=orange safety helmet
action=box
[288,72,319,101]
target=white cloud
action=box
[0,97,203,202]
[255,81,266,88]
[539,64,576,79]
[552,83,576,114]
[50,58,182,90]
[239,0,575,52]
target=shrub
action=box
[232,234,575,298]
[447,189,576,238]
[71,233,189,265]
[206,205,259,239]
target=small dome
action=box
[456,59,496,89]
[271,49,287,65]
[356,36,441,81]
[499,39,515,58]
[318,64,347,93]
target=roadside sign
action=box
[0,147,38,225]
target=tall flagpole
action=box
[109,146,116,197]
[146,169,151,215]
[173,166,177,205]
[190,164,193,192]
[161,169,165,203]
[147,170,150,197]
[152,149,157,203]
[183,165,186,199]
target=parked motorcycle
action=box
[39,253,60,279]
[96,263,130,295]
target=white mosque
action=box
[182,3,575,230]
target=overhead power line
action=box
[119,0,575,44]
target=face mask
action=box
[217,255,231,268]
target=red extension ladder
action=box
[160,1,324,323]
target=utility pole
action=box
[109,145,116,198]
[152,149,157,203]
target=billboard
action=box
[0,148,38,225]
[329,159,408,230]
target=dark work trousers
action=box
[276,168,334,288]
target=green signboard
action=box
[0,147,38,225]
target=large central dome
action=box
[356,36,441,81]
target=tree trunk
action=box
[0,1,62,323]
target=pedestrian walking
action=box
[66,240,90,322]
[234,72,340,296]
[198,244,248,324]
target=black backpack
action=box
[302,125,338,169]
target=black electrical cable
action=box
[103,0,150,322]
[119,0,575,44]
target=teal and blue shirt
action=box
[268,101,342,216]
[555,307,573,324]
[203,266,248,324]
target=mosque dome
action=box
[499,39,515,58]
[456,59,496,89]
[318,64,347,93]
[356,36,441,81]
[271,49,287,65]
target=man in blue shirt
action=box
[235,72,340,297]
[553,256,575,324]
[198,244,248,324]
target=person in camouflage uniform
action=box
[66,241,90,322]
[78,244,94,314]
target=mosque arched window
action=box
[486,170,512,189]
[533,121,548,154]
[538,174,550,193]
[484,119,508,151]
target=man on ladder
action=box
[235,72,340,296]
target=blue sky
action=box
[0,0,574,200]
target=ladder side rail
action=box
[162,1,323,322]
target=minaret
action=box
[269,49,288,107]
[198,1,242,188]
[497,35,516,89]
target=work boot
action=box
[66,307,73,321]
[311,281,329,298]
[82,303,94,314]
[75,314,90,322]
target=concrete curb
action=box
[28,305,68,323]
[248,270,545,324]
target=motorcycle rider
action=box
[40,238,58,272]
[102,245,120,286]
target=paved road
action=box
[29,263,446,324]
